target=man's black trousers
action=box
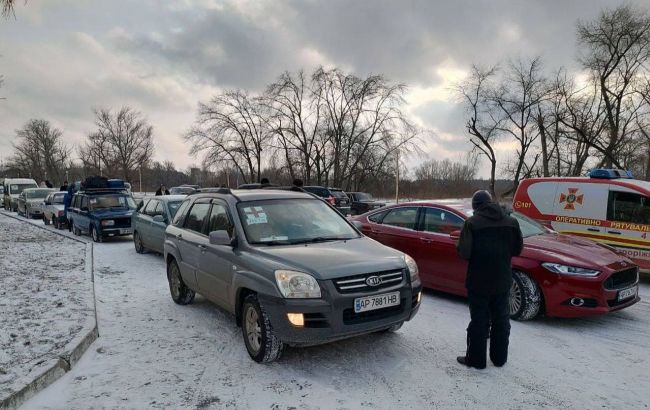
[466,290,511,368]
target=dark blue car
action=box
[68,188,137,242]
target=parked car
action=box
[352,199,640,320]
[169,186,197,195]
[17,188,56,218]
[303,186,351,216]
[42,191,68,229]
[68,187,137,242]
[3,178,38,211]
[237,183,278,190]
[133,195,186,254]
[164,188,422,362]
[347,192,386,215]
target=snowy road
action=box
[13,215,650,409]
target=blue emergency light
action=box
[587,169,633,179]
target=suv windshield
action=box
[511,211,546,238]
[170,186,195,195]
[10,184,37,194]
[237,198,359,245]
[26,189,53,199]
[89,194,136,210]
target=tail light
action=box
[58,211,64,217]
[327,196,336,205]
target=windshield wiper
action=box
[291,236,353,244]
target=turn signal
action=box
[287,313,304,327]
[417,291,422,304]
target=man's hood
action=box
[474,202,505,221]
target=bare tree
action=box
[577,4,650,168]
[80,107,154,181]
[457,65,501,198]
[9,119,71,183]
[186,91,270,184]
[1,0,18,18]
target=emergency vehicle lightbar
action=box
[587,169,633,179]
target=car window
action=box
[368,209,388,223]
[330,190,347,199]
[52,193,65,204]
[237,198,359,245]
[167,201,183,218]
[304,187,329,197]
[183,202,211,234]
[172,199,192,226]
[607,191,650,224]
[137,198,149,212]
[208,203,234,238]
[382,207,418,230]
[154,202,164,216]
[81,196,89,210]
[26,189,53,199]
[511,212,546,238]
[144,199,160,216]
[422,207,464,234]
[355,192,372,201]
[10,183,37,194]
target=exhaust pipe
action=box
[570,297,585,307]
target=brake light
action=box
[327,196,336,205]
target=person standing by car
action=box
[456,190,523,369]
[155,184,170,196]
[60,181,69,191]
[292,178,304,188]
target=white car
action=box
[42,191,67,229]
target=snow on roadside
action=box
[0,214,93,400]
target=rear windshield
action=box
[167,200,183,217]
[304,187,329,197]
[10,183,37,194]
[170,186,195,195]
[26,189,53,199]
[354,192,372,200]
[51,193,66,204]
[89,194,136,210]
[330,190,347,198]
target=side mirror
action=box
[209,230,232,246]
[450,230,461,240]
[152,215,166,224]
[351,220,363,230]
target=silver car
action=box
[17,188,56,218]
[42,191,67,229]
[133,195,186,254]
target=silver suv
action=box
[164,188,422,363]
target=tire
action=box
[241,294,284,363]
[91,225,102,243]
[510,270,542,321]
[26,210,31,219]
[167,259,195,305]
[134,231,146,254]
[43,215,50,225]
[73,224,81,236]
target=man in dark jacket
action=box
[456,190,523,369]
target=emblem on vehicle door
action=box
[559,188,584,210]
[366,276,382,286]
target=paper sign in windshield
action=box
[244,206,268,225]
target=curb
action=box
[0,212,99,410]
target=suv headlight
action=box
[404,254,419,283]
[541,263,599,277]
[101,220,115,226]
[274,270,321,298]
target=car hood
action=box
[247,237,406,280]
[521,233,632,270]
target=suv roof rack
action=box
[79,187,128,193]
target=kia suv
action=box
[164,188,422,363]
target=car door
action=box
[196,200,236,307]
[17,192,25,214]
[416,206,467,293]
[605,188,650,269]
[77,196,90,232]
[177,199,212,291]
[150,201,168,253]
[366,206,421,257]
[139,199,157,248]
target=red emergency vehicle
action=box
[513,169,650,271]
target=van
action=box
[513,169,650,271]
[3,178,38,212]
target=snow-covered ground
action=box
[6,212,649,409]
[0,214,93,400]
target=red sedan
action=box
[351,200,640,320]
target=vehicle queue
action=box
[0,169,642,363]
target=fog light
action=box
[287,313,304,327]
[417,291,422,304]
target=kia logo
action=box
[366,276,382,286]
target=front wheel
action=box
[91,225,102,243]
[134,231,146,254]
[73,224,81,236]
[43,215,50,225]
[510,271,542,321]
[381,321,404,333]
[241,294,284,363]
[167,260,195,305]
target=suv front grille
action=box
[333,270,404,294]
[604,268,638,290]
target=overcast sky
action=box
[0,0,646,176]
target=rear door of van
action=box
[549,181,608,238]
